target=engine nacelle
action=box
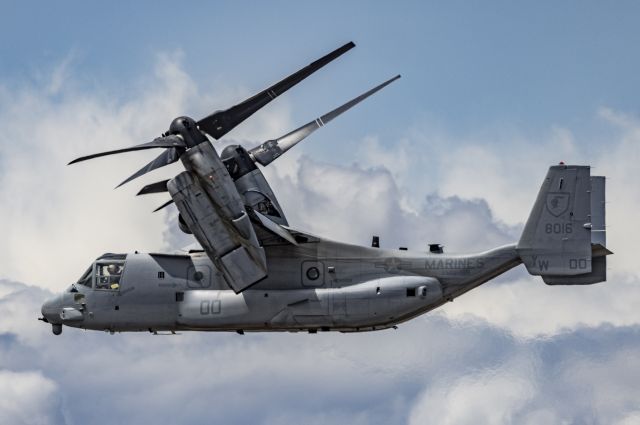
[221,145,288,226]
[168,141,267,293]
[180,142,246,221]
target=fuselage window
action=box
[95,262,124,290]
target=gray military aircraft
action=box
[40,42,612,336]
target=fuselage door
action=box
[89,260,125,328]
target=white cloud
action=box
[0,280,53,345]
[429,126,579,226]
[0,52,292,289]
[353,109,638,281]
[0,370,62,425]
[45,52,76,96]
[409,358,536,425]
[440,271,640,338]
[2,52,640,425]
[1,278,639,425]
[263,156,517,252]
[593,108,640,279]
[617,412,640,425]
[0,54,189,288]
[407,325,640,425]
[3,280,639,425]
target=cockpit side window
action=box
[95,262,124,291]
[77,267,93,288]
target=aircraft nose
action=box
[41,295,62,324]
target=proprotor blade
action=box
[68,135,185,165]
[115,147,182,188]
[250,74,401,167]
[197,42,355,140]
[153,199,174,212]
[137,179,170,196]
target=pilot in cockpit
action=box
[95,263,122,290]
[107,264,121,276]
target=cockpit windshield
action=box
[77,267,93,287]
[74,254,126,290]
[95,261,124,290]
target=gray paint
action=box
[40,163,610,335]
[42,239,521,334]
[43,43,612,336]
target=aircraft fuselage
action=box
[41,235,521,334]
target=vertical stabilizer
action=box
[517,165,610,284]
[540,175,610,285]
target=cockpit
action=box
[73,253,126,291]
[43,253,128,335]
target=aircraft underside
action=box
[81,277,444,334]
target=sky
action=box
[1,2,640,424]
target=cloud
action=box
[593,108,640,279]
[0,52,292,289]
[262,156,517,253]
[45,51,76,96]
[409,357,536,425]
[0,369,63,425]
[408,325,640,425]
[2,53,640,425]
[5,53,638,339]
[0,280,54,346]
[353,109,639,282]
[3,280,640,425]
[0,53,189,288]
[440,270,640,337]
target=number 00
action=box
[569,258,588,269]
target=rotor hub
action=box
[169,116,208,148]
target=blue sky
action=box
[2,2,640,424]
[4,1,640,144]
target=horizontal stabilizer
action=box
[591,243,613,257]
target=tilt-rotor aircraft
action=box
[40,42,612,336]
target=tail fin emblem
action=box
[546,192,570,217]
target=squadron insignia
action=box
[545,192,570,217]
